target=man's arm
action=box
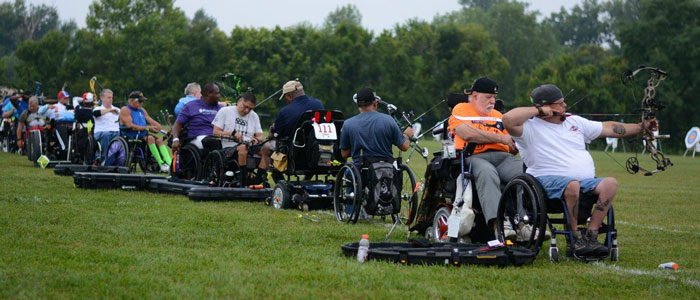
[2,106,14,118]
[170,122,183,151]
[453,123,516,152]
[143,109,161,132]
[599,121,647,138]
[397,127,414,151]
[502,107,547,137]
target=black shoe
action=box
[585,230,610,257]
[567,232,594,258]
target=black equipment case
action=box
[55,164,130,176]
[341,241,536,267]
[188,187,272,202]
[73,172,162,190]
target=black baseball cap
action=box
[530,84,563,105]
[355,87,377,104]
[464,77,499,95]
[128,90,147,101]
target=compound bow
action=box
[621,65,673,176]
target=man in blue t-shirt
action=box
[339,87,414,163]
[171,83,223,158]
[270,80,323,139]
[174,82,201,116]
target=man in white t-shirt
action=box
[92,89,120,162]
[503,84,656,258]
[211,93,270,182]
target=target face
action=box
[685,127,700,149]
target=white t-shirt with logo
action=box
[513,115,603,181]
[211,106,263,148]
[93,105,121,132]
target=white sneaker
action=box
[160,163,170,173]
[501,221,517,241]
[517,224,552,242]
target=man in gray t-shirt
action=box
[339,87,414,163]
[211,93,269,180]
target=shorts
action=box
[535,175,603,200]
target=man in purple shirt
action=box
[171,83,222,158]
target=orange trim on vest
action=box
[448,102,510,154]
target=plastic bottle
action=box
[658,262,679,270]
[357,234,370,263]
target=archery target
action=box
[684,127,700,149]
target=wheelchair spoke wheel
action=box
[175,144,202,180]
[203,151,226,187]
[271,181,292,209]
[333,164,362,223]
[395,164,419,229]
[104,137,129,167]
[497,174,547,255]
[431,206,451,241]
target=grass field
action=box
[1,140,699,299]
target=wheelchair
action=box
[22,125,45,163]
[44,120,73,162]
[497,173,618,262]
[66,121,99,165]
[169,128,204,181]
[201,138,268,188]
[333,156,418,226]
[411,143,497,244]
[269,110,345,211]
[103,130,161,173]
[21,119,72,164]
[1,117,18,153]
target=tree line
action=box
[1,0,698,151]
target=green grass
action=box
[1,141,700,299]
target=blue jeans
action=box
[94,131,119,163]
[535,175,603,200]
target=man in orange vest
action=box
[448,77,525,240]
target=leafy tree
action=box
[546,0,612,47]
[616,0,700,151]
[323,4,362,31]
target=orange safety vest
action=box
[447,102,510,154]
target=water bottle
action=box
[658,262,679,270]
[357,234,370,263]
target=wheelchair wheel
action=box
[172,144,201,180]
[105,137,130,167]
[137,146,160,173]
[27,131,42,162]
[333,163,362,223]
[1,135,9,152]
[394,164,419,228]
[203,150,225,186]
[82,135,97,165]
[271,181,292,209]
[497,174,547,255]
[430,206,451,241]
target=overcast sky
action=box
[23,0,582,33]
